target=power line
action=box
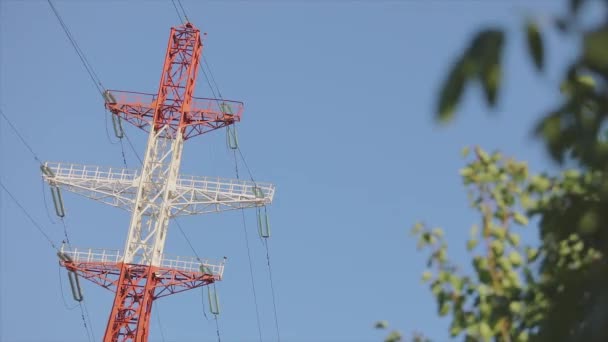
[0,181,57,250]
[232,151,264,342]
[174,218,202,262]
[78,303,94,342]
[0,109,42,164]
[47,0,105,96]
[156,305,167,342]
[82,300,96,341]
[2,103,97,340]
[48,0,141,164]
[264,238,281,342]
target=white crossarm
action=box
[170,175,275,215]
[43,162,275,216]
[43,162,139,212]
[59,246,225,278]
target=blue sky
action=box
[0,1,577,341]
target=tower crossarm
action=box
[41,161,275,216]
[105,90,243,140]
[42,162,139,212]
[171,175,275,215]
[58,245,225,299]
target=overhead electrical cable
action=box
[233,150,264,342]
[3,101,96,340]
[264,238,282,342]
[47,0,105,96]
[47,0,141,163]
[0,181,57,250]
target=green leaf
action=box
[422,271,433,282]
[491,240,504,256]
[461,146,471,158]
[579,210,599,234]
[526,247,539,262]
[450,322,463,337]
[525,20,544,71]
[582,26,608,74]
[481,63,501,106]
[432,228,444,238]
[385,330,402,342]
[479,321,493,340]
[437,57,469,123]
[513,212,529,226]
[509,301,522,313]
[467,239,478,251]
[509,251,523,267]
[470,30,504,107]
[507,232,521,247]
[375,320,389,329]
[410,222,423,236]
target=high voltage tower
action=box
[41,22,275,341]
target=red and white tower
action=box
[42,22,275,341]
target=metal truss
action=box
[104,90,244,140]
[43,161,274,216]
[44,22,274,342]
[59,245,223,298]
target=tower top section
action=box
[104,23,243,140]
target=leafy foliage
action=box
[403,0,608,341]
[413,147,606,341]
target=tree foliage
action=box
[380,0,608,341]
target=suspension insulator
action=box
[208,287,220,315]
[253,186,264,199]
[68,271,84,302]
[50,185,65,217]
[257,208,271,238]
[219,102,233,115]
[226,126,238,150]
[200,265,212,275]
[57,252,73,263]
[103,90,117,104]
[111,114,124,139]
[40,164,55,177]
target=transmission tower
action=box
[42,22,275,341]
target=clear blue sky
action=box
[0,1,577,341]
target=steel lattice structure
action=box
[42,23,274,342]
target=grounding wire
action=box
[170,0,184,23]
